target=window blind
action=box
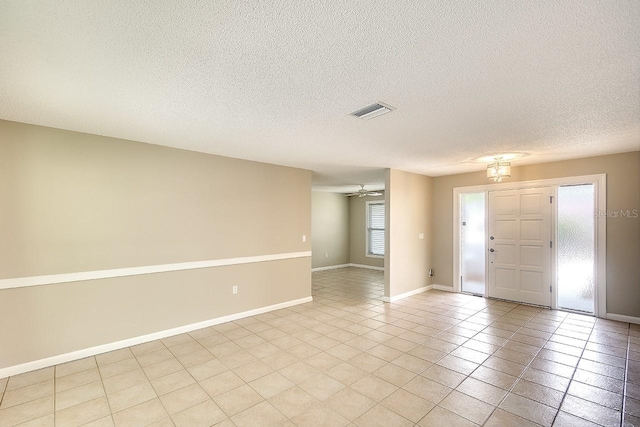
[367,203,385,256]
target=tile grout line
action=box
[621,325,631,427]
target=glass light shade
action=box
[487,162,511,182]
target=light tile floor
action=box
[1,267,639,426]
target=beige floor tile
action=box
[482,355,527,377]
[353,403,413,427]
[130,340,165,357]
[436,355,479,376]
[18,413,55,427]
[439,390,495,425]
[471,365,518,390]
[98,358,140,379]
[421,364,466,388]
[499,393,558,426]
[96,348,134,367]
[216,350,259,370]
[162,333,196,348]
[326,362,368,386]
[484,408,540,427]
[561,394,622,426]
[512,378,565,408]
[150,370,195,396]
[187,358,227,382]
[200,371,244,398]
[417,406,479,427]
[176,349,215,368]
[213,384,263,417]
[366,344,404,362]
[381,388,435,423]
[351,375,397,402]
[55,396,111,427]
[305,351,343,371]
[279,361,319,384]
[372,363,415,387]
[1,379,53,409]
[82,415,114,427]
[168,341,204,357]
[626,396,640,417]
[231,401,288,427]
[456,377,507,406]
[521,367,571,392]
[552,411,600,426]
[391,353,432,374]
[143,358,185,381]
[6,368,53,391]
[233,360,274,383]
[291,404,350,427]
[55,380,105,411]
[55,368,101,393]
[136,349,176,368]
[102,369,148,395]
[569,380,623,411]
[159,383,209,415]
[107,381,157,413]
[573,369,624,394]
[171,399,227,427]
[325,387,376,421]
[0,396,53,427]
[55,357,97,378]
[249,372,294,399]
[112,398,168,427]
[403,375,452,404]
[268,386,318,418]
[299,373,346,401]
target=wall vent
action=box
[350,102,394,120]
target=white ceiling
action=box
[1,1,639,192]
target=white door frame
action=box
[453,174,606,317]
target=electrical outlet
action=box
[302,235,307,242]
[419,233,424,240]
[232,286,238,295]
[325,252,328,258]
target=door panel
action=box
[488,187,552,306]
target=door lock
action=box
[489,248,496,252]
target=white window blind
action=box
[367,202,385,256]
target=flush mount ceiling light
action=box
[350,102,395,120]
[486,158,512,182]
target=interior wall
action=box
[0,119,312,369]
[431,151,640,318]
[385,169,432,298]
[349,192,385,268]
[311,191,350,268]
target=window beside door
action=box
[366,201,385,257]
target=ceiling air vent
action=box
[350,102,394,120]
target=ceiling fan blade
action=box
[344,192,359,197]
[366,192,382,196]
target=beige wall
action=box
[432,152,640,317]
[0,120,312,369]
[349,192,385,268]
[311,192,350,268]
[385,169,432,298]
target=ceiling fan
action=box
[345,185,383,198]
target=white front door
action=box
[488,187,552,306]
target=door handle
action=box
[489,248,497,253]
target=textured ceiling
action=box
[1,1,639,191]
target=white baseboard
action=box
[382,285,432,303]
[311,263,385,272]
[311,264,351,272]
[432,284,455,292]
[349,263,384,271]
[606,313,640,325]
[0,296,313,379]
